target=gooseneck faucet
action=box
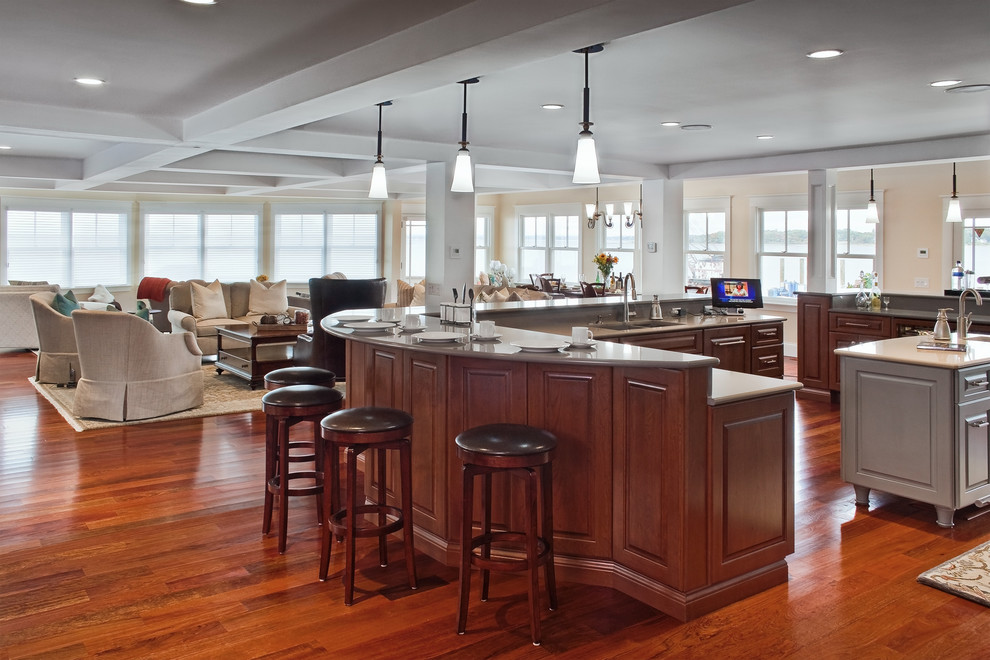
[957,288,983,344]
[622,272,637,323]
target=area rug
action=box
[918,539,990,607]
[30,365,267,432]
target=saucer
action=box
[567,340,597,349]
[400,325,426,333]
[470,333,502,342]
[511,340,568,353]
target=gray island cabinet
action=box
[837,335,990,527]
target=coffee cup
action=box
[478,320,496,338]
[571,326,594,345]
[404,313,423,329]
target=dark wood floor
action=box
[2,351,990,659]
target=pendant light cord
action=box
[460,82,469,146]
[376,103,384,161]
[582,49,591,127]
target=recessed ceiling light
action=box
[541,103,564,110]
[930,79,962,87]
[807,49,844,59]
[757,135,774,140]
[945,83,990,94]
[181,0,217,4]
[660,121,680,127]
[74,77,105,86]
[680,124,712,131]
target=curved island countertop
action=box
[321,308,798,622]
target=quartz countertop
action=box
[834,333,990,369]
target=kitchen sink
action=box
[596,319,683,331]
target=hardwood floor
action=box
[2,350,990,659]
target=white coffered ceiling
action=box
[0,0,987,200]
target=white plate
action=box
[511,340,568,353]
[333,314,372,323]
[567,340,598,349]
[343,321,396,332]
[470,333,502,342]
[400,325,427,333]
[416,331,465,343]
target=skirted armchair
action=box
[307,277,386,381]
[72,310,204,421]
[29,291,79,385]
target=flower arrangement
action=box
[256,274,269,282]
[488,260,515,286]
[593,252,618,280]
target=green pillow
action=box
[52,290,79,317]
[136,300,150,321]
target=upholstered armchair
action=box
[307,277,386,381]
[71,310,204,421]
[29,291,79,385]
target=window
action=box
[518,205,581,284]
[143,205,260,281]
[757,203,808,298]
[475,207,494,278]
[683,197,730,287]
[272,204,380,281]
[600,212,637,281]
[956,206,990,283]
[402,215,426,281]
[3,199,130,287]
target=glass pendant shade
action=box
[946,197,962,223]
[865,200,879,223]
[368,160,388,199]
[605,203,614,217]
[585,203,597,220]
[623,201,633,217]
[451,147,474,193]
[573,130,600,184]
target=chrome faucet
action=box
[622,273,637,323]
[957,288,983,344]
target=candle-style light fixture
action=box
[451,78,479,193]
[624,185,644,228]
[865,168,879,223]
[572,44,603,185]
[585,187,605,228]
[586,185,644,229]
[368,101,391,199]
[945,162,962,223]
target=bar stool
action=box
[455,423,558,646]
[262,384,344,553]
[319,406,418,605]
[264,366,336,391]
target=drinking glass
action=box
[882,296,891,310]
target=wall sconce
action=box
[585,188,605,228]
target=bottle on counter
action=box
[952,261,965,290]
[856,270,870,308]
[870,272,882,310]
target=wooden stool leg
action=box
[319,437,335,582]
[313,420,324,527]
[262,414,276,535]
[377,447,388,567]
[525,467,541,645]
[457,463,474,635]
[480,471,492,602]
[277,417,290,554]
[344,446,358,606]
[400,440,418,590]
[542,461,557,611]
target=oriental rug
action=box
[30,365,267,432]
[918,539,990,607]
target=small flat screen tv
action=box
[710,278,764,310]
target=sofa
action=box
[1,284,60,350]
[72,310,204,421]
[168,279,305,355]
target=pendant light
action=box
[865,168,879,223]
[451,78,479,193]
[946,162,962,223]
[368,101,391,200]
[572,45,604,185]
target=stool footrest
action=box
[268,471,324,498]
[329,504,404,538]
[469,531,551,572]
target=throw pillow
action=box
[135,300,150,322]
[492,288,511,302]
[322,272,347,279]
[475,291,491,303]
[248,278,288,316]
[506,291,523,302]
[88,283,114,303]
[411,282,426,306]
[52,290,79,316]
[395,279,414,307]
[190,280,228,320]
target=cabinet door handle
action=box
[711,338,746,346]
[843,321,871,328]
[968,379,989,387]
[759,357,778,365]
[757,328,776,335]
[967,419,989,428]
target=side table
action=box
[216,324,301,389]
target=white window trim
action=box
[684,195,731,283]
[751,194,807,305]
[516,203,583,281]
[475,205,494,278]
[946,194,990,289]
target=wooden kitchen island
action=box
[323,307,800,621]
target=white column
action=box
[425,160,475,310]
[807,169,837,293]
[639,178,684,295]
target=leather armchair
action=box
[308,277,386,381]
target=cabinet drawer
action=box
[958,366,990,402]
[752,345,784,378]
[830,312,889,336]
[751,322,783,346]
[218,350,250,372]
[619,330,702,353]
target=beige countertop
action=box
[834,333,990,368]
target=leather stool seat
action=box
[264,366,336,391]
[455,423,558,646]
[319,406,417,605]
[261,384,344,553]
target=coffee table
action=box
[216,324,303,389]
